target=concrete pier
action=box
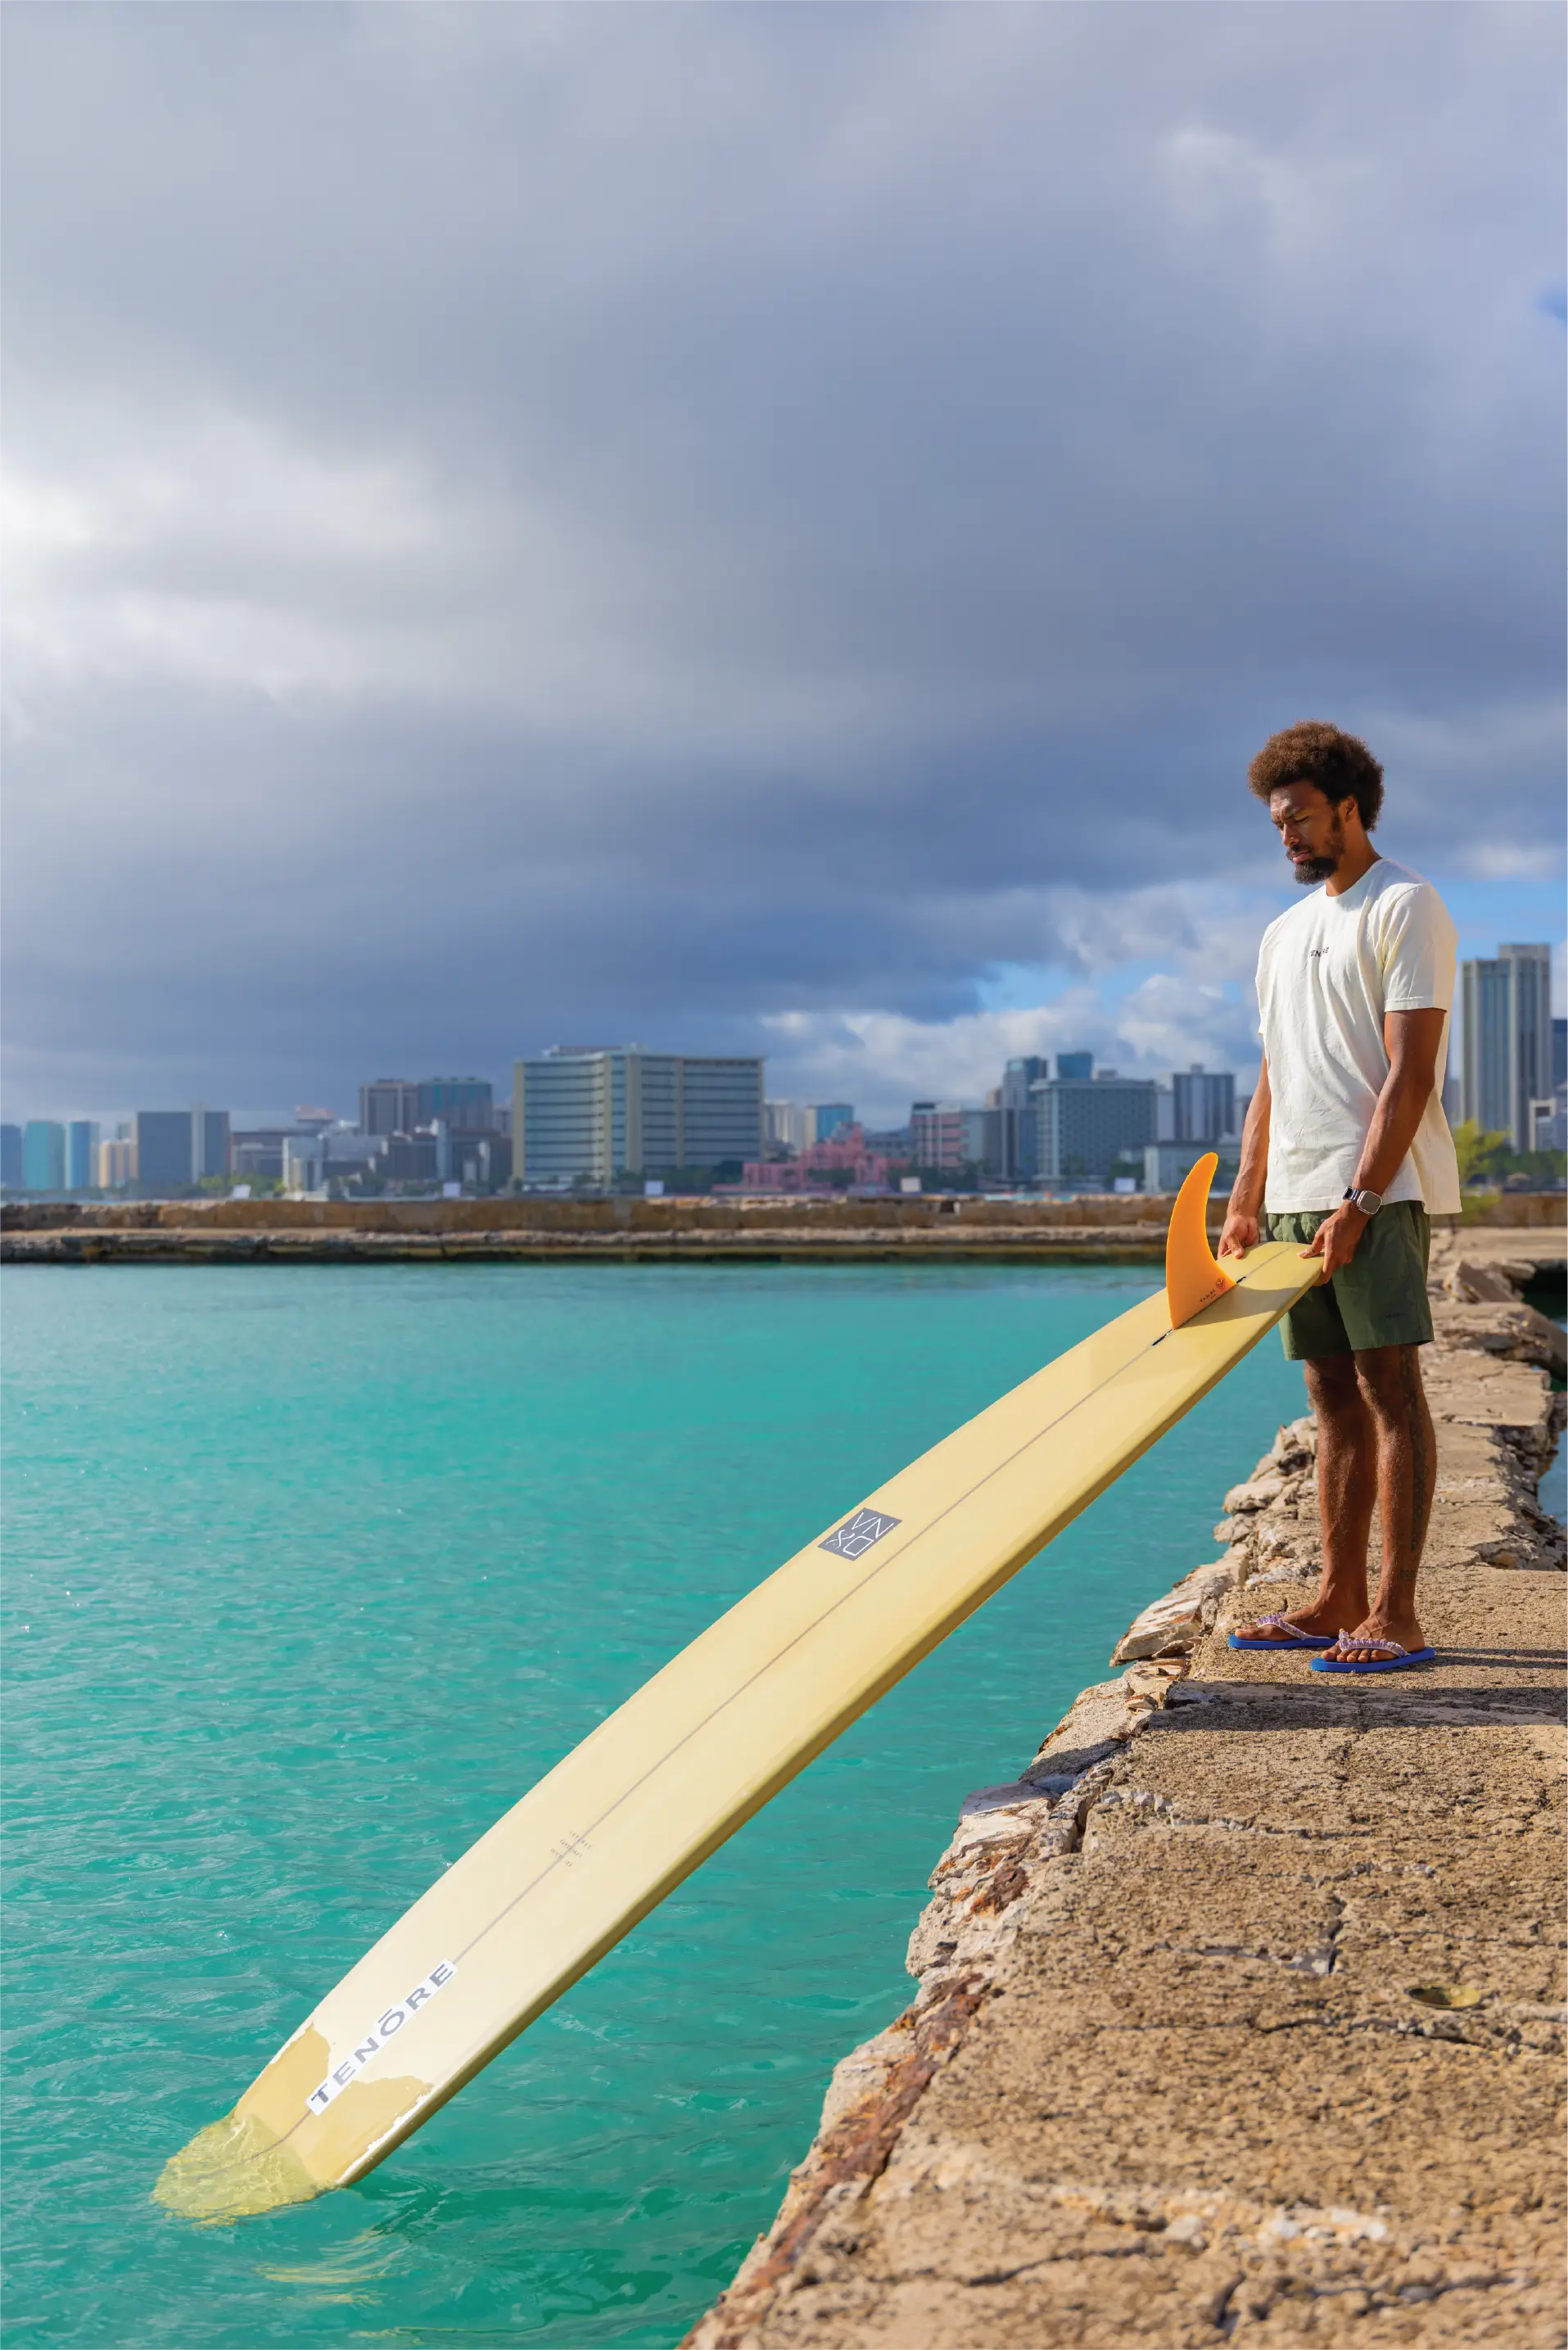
[686,1231,1566,2350]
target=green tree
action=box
[1450,1119,1511,1188]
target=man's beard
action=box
[1291,817,1344,885]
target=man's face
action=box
[1268,782,1352,885]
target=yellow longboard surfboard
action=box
[157,1160,1317,2221]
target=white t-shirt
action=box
[1255,857,1461,1215]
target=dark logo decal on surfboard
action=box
[820,1507,901,1560]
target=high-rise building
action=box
[0,1124,22,1189]
[418,1078,494,1128]
[359,1078,497,1137]
[192,1107,230,1181]
[992,1056,1048,1182]
[1553,1016,1567,1092]
[1172,1065,1237,1142]
[1032,1075,1159,1187]
[1460,961,1511,1135]
[513,1049,764,1186]
[910,1103,971,1169]
[66,1121,100,1191]
[1056,1051,1094,1081]
[23,1121,66,1191]
[764,1100,816,1153]
[681,1058,765,1171]
[813,1103,854,1142]
[359,1079,422,1137]
[134,1111,194,1192]
[513,1051,607,1185]
[1460,944,1552,1150]
[1499,945,1553,1152]
[97,1137,136,1188]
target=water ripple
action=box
[2,1263,1305,2345]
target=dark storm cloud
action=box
[3,2,1562,1114]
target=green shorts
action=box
[1267,1203,1433,1361]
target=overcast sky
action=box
[4,2,1563,1125]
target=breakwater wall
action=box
[686,1229,1566,2350]
[4,1192,1564,1265]
[0,1191,1209,1268]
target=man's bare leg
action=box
[1231,1352,1375,1642]
[1329,1342,1434,1661]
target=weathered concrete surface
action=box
[687,1253,1566,2350]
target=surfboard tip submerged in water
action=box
[156,1159,1313,2225]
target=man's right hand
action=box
[1218,1206,1259,1259]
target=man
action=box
[1221,721,1460,1673]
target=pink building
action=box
[743,1123,892,1191]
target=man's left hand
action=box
[1301,1203,1367,1284]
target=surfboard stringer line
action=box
[156,1173,1315,2226]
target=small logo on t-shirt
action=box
[1309,947,1326,959]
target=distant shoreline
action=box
[0,1217,1177,1267]
[2,1191,1561,1266]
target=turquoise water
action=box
[1545,1447,1566,1525]
[3,1263,1308,2348]
[1528,1280,1566,1525]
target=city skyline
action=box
[5,7,1564,1122]
[8,866,1563,1139]
[5,1050,1233,1149]
[0,1046,1255,1199]
[8,966,1561,1138]
[10,968,1565,1195]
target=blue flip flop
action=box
[1309,1639,1437,1674]
[1227,1616,1338,1652]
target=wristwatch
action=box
[1343,1186,1383,1216]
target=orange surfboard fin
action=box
[1164,1150,1237,1329]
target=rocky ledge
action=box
[685,1236,1566,2350]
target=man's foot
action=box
[1322,1613,1426,1665]
[1309,1621,1437,1675]
[1227,1604,1354,1649]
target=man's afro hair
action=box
[1247,721,1384,831]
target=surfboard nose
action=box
[1164,1151,1237,1329]
[153,2104,319,2222]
